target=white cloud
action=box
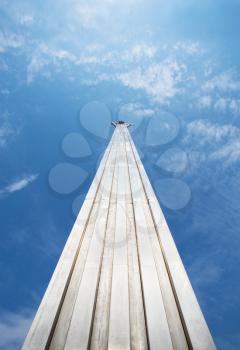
[0,174,38,196]
[213,98,240,114]
[76,52,113,65]
[119,103,155,118]
[27,55,46,84]
[229,99,240,114]
[196,94,240,114]
[116,59,186,103]
[71,0,141,29]
[183,119,240,165]
[74,2,108,30]
[80,73,111,86]
[197,95,212,108]
[123,43,157,60]
[185,119,238,144]
[40,44,76,62]
[27,44,76,83]
[0,126,14,147]
[19,14,34,26]
[75,42,157,67]
[0,110,18,147]
[214,97,228,112]
[203,60,216,77]
[203,70,240,92]
[0,32,25,53]
[174,41,203,55]
[27,42,112,83]
[211,140,240,164]
[25,41,169,90]
[0,309,34,350]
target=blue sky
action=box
[0,0,240,348]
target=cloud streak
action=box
[0,174,38,197]
[0,110,20,147]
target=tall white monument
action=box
[22,121,216,350]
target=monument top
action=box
[111,120,132,127]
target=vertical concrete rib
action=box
[49,136,119,350]
[108,126,131,350]
[125,127,216,350]
[123,128,188,350]
[49,199,101,350]
[22,132,116,350]
[90,139,119,350]
[123,138,148,349]
[63,130,118,350]
[124,128,173,350]
[141,201,189,350]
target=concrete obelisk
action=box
[22,121,216,350]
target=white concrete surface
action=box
[22,123,216,350]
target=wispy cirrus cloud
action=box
[183,119,240,167]
[24,38,240,113]
[0,174,38,197]
[119,103,155,118]
[69,0,142,30]
[0,125,14,147]
[196,69,240,116]
[26,41,158,83]
[0,31,25,53]
[197,95,240,115]
[213,98,240,114]
[173,41,204,55]
[0,308,34,350]
[26,43,76,84]
[0,110,19,147]
[18,14,34,26]
[203,70,240,92]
